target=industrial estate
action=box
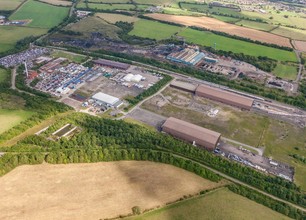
[0,0,305,219]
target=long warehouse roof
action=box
[196,84,254,110]
[162,117,221,150]
[93,59,130,70]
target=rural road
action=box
[11,67,16,90]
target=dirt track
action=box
[146,14,292,48]
[0,161,221,220]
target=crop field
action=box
[0,26,47,53]
[0,0,24,10]
[51,50,87,63]
[83,3,136,10]
[235,20,276,31]
[271,26,306,41]
[96,13,139,24]
[211,15,240,23]
[38,0,72,6]
[9,0,69,29]
[178,28,297,62]
[0,161,223,220]
[0,109,33,134]
[293,41,306,52]
[129,19,182,40]
[272,63,298,80]
[126,188,290,220]
[146,14,292,48]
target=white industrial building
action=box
[92,92,123,108]
[123,74,143,82]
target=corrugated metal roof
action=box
[162,117,220,150]
[196,84,254,109]
[94,59,130,70]
[92,92,120,105]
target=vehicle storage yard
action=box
[31,55,162,111]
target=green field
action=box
[0,109,33,134]
[63,16,121,40]
[126,188,290,220]
[0,0,24,10]
[272,63,298,80]
[0,68,10,84]
[271,26,306,41]
[235,20,276,31]
[51,50,87,63]
[180,2,240,17]
[10,0,69,29]
[133,0,172,5]
[178,28,297,62]
[96,13,139,24]
[129,19,182,40]
[86,0,131,2]
[0,26,47,53]
[212,15,240,23]
[82,3,136,10]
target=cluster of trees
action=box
[58,30,82,36]
[19,114,305,208]
[0,90,72,144]
[189,26,293,51]
[0,152,44,176]
[290,154,306,164]
[125,74,172,109]
[228,184,306,219]
[203,46,277,72]
[0,68,11,88]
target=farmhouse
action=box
[162,117,221,151]
[93,59,130,70]
[92,92,123,108]
[195,84,254,110]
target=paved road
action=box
[221,137,264,156]
[11,67,16,90]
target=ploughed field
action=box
[145,13,292,48]
[0,161,221,220]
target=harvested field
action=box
[145,13,292,48]
[293,40,306,52]
[38,0,72,6]
[0,161,222,220]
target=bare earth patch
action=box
[293,40,306,52]
[146,13,292,48]
[0,161,221,220]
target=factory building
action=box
[170,80,198,93]
[167,48,205,66]
[92,92,123,108]
[162,117,221,151]
[93,59,130,70]
[195,84,254,110]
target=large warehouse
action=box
[195,84,254,110]
[93,59,130,70]
[92,92,123,108]
[162,117,221,151]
